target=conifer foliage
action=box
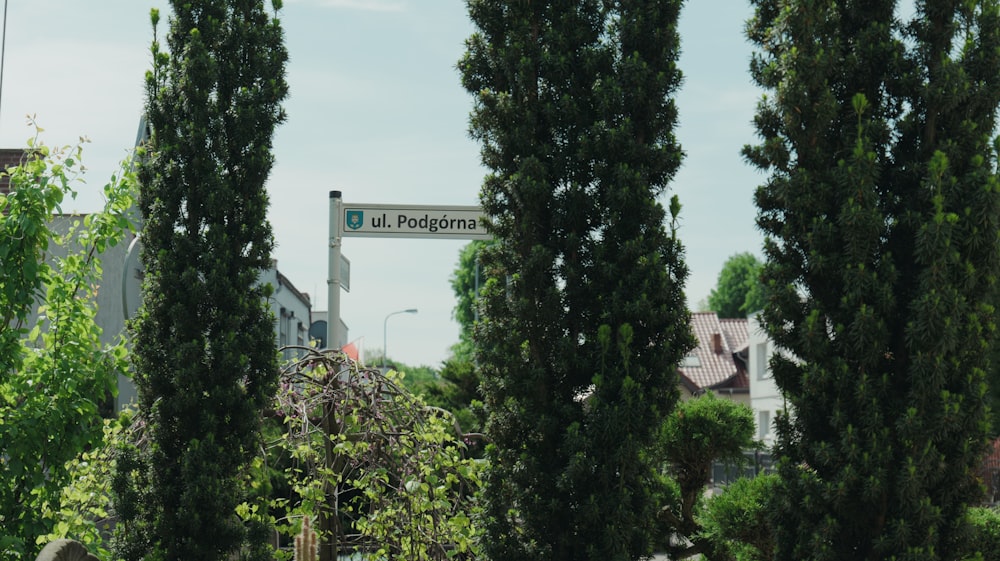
[460,1,693,559]
[113,2,288,561]
[746,0,1000,559]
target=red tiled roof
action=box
[678,312,749,392]
[718,369,750,390]
[719,318,748,353]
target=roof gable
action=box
[678,312,749,392]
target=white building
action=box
[28,215,314,411]
[308,310,351,356]
[258,262,312,363]
[748,312,784,448]
[22,215,140,411]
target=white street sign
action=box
[340,254,350,292]
[340,203,490,240]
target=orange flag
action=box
[341,338,363,362]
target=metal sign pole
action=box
[327,190,343,351]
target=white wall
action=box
[19,216,138,411]
[26,217,315,412]
[748,313,784,449]
[258,267,312,363]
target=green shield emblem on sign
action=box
[346,210,364,230]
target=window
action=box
[278,307,288,348]
[758,410,770,439]
[755,342,769,380]
[682,354,701,368]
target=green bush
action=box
[962,507,1000,561]
[700,474,778,561]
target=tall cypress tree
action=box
[113,3,287,561]
[746,1,1000,559]
[460,1,693,559]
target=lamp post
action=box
[383,308,418,369]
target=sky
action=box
[0,0,765,368]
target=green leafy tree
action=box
[112,3,288,561]
[421,356,487,445]
[655,392,757,560]
[373,351,486,450]
[450,239,492,363]
[745,0,1000,559]
[409,240,495,442]
[699,474,778,561]
[260,349,483,561]
[460,1,694,559]
[0,130,134,561]
[707,252,765,318]
[961,507,1000,561]
[381,359,439,388]
[42,411,137,561]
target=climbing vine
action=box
[0,122,135,561]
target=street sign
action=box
[340,254,350,292]
[340,203,490,240]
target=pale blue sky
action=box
[0,0,765,367]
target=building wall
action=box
[258,266,312,363]
[18,215,138,410]
[308,310,350,351]
[748,313,783,448]
[0,148,26,195]
[23,216,313,411]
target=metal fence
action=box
[711,451,774,488]
[713,442,1000,507]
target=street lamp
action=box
[383,308,418,369]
